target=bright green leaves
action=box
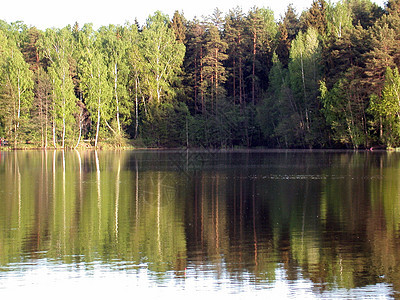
[98,25,131,136]
[78,24,112,147]
[370,67,400,147]
[39,27,78,148]
[141,11,185,105]
[326,0,353,38]
[288,27,322,146]
[0,29,34,146]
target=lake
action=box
[0,150,399,299]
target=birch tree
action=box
[78,24,112,147]
[288,27,322,145]
[0,30,34,147]
[141,11,185,105]
[39,27,78,148]
[126,24,144,138]
[370,67,400,147]
[98,25,131,137]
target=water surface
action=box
[0,150,399,299]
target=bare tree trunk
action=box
[52,78,57,148]
[300,51,309,131]
[200,47,205,114]
[114,62,121,134]
[252,32,256,105]
[95,68,102,148]
[233,58,236,105]
[74,111,83,149]
[194,57,198,110]
[215,48,219,115]
[61,70,66,148]
[45,98,48,148]
[238,33,243,110]
[15,74,21,148]
[52,121,56,148]
[95,97,101,148]
[135,76,139,139]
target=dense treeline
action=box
[1,0,400,149]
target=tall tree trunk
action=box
[300,51,310,131]
[61,70,66,148]
[74,111,83,149]
[62,112,65,148]
[95,97,101,148]
[52,121,56,148]
[45,97,48,148]
[52,78,57,148]
[233,58,236,105]
[114,62,121,134]
[194,57,198,111]
[252,32,256,105]
[135,75,139,139]
[15,74,21,148]
[200,47,205,114]
[156,53,161,104]
[238,33,243,110]
[215,48,219,115]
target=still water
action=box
[0,150,399,299]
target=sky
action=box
[2,0,386,30]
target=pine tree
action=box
[246,7,265,104]
[224,7,246,107]
[276,5,300,68]
[183,19,206,113]
[201,24,228,114]
[171,11,186,43]
[303,0,328,35]
[364,24,397,97]
[321,26,372,147]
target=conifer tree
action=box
[171,10,186,43]
[183,19,206,113]
[201,23,228,114]
[224,7,246,107]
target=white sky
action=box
[2,0,386,30]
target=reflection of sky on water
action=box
[1,150,400,299]
[0,261,395,299]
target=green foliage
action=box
[39,27,79,147]
[78,24,112,147]
[98,24,132,136]
[288,27,324,147]
[0,29,34,145]
[141,102,190,147]
[370,67,400,147]
[141,11,185,104]
[1,0,399,149]
[326,0,353,38]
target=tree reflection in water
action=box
[0,150,399,298]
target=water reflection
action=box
[0,150,399,298]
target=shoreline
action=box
[0,145,394,152]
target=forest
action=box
[0,0,400,149]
